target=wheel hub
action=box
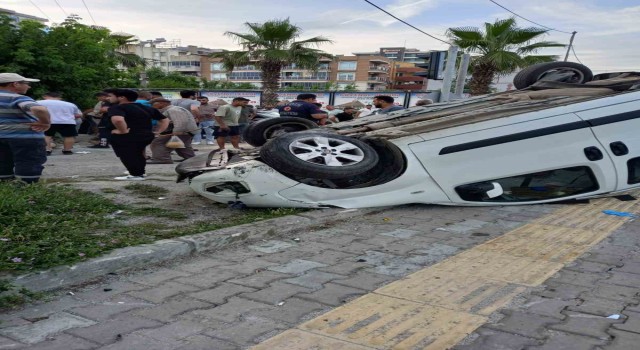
[289,136,365,167]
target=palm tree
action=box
[212,19,332,104]
[109,33,147,68]
[446,18,565,95]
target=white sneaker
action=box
[206,141,215,145]
[114,175,145,181]
[123,171,146,177]
[192,142,201,145]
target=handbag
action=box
[165,135,185,149]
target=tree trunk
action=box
[469,63,496,96]
[261,61,281,105]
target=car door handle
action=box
[584,146,604,161]
[610,141,629,156]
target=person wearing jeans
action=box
[193,96,216,145]
[0,73,51,184]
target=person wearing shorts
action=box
[214,97,248,149]
[38,92,82,155]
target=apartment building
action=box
[203,56,343,90]
[354,47,429,64]
[390,62,428,91]
[125,40,221,77]
[202,54,390,91]
[0,8,48,25]
[330,55,391,91]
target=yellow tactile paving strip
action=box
[252,192,640,350]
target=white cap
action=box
[0,73,40,84]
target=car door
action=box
[409,113,617,204]
[574,100,640,191]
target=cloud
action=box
[341,0,438,26]
[4,0,638,72]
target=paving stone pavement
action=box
[1,202,639,349]
[455,209,640,350]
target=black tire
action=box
[513,62,593,90]
[243,117,318,147]
[260,131,379,179]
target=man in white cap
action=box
[0,73,51,183]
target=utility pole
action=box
[564,31,577,62]
[439,45,459,103]
[454,53,471,99]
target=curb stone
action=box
[8,207,384,292]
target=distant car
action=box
[177,63,640,208]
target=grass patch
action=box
[0,182,303,274]
[0,280,45,311]
[123,183,168,198]
[127,207,188,220]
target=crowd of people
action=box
[0,70,433,183]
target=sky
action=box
[4,0,639,73]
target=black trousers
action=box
[110,133,154,176]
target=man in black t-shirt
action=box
[277,93,327,125]
[329,107,357,123]
[105,89,169,180]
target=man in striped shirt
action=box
[0,73,51,183]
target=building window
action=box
[628,157,640,184]
[229,72,262,80]
[337,73,355,81]
[338,61,357,70]
[455,166,599,202]
[211,63,224,71]
[171,61,200,67]
[211,73,227,80]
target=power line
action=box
[363,0,450,44]
[53,0,68,17]
[571,45,584,65]
[27,0,51,20]
[81,0,97,25]
[488,0,573,34]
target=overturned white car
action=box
[177,63,640,208]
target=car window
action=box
[455,166,599,202]
[627,157,640,184]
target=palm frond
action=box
[210,50,251,72]
[521,55,558,66]
[517,41,565,55]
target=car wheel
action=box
[513,62,593,90]
[259,131,379,179]
[243,117,318,147]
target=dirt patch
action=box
[41,135,246,227]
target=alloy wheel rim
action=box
[288,136,365,167]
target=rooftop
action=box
[0,8,48,23]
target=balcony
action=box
[170,66,200,72]
[234,66,258,71]
[280,76,329,81]
[369,58,388,64]
[281,65,331,71]
[368,66,389,73]
[367,76,389,84]
[229,76,261,80]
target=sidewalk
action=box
[1,192,638,349]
